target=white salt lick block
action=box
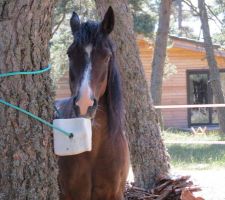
[53,118,92,156]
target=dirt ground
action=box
[172,169,225,200]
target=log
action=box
[124,175,204,200]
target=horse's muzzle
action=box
[73,96,98,119]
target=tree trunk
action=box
[0,1,58,199]
[94,0,170,189]
[198,0,225,134]
[177,0,183,36]
[150,0,172,129]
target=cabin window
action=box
[187,70,225,126]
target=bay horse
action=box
[56,7,129,200]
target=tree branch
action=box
[52,11,66,36]
[182,0,199,16]
[205,4,223,25]
[52,0,71,36]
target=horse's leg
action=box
[58,155,92,200]
[91,134,129,200]
[91,160,128,199]
[59,192,73,200]
[59,168,92,200]
[91,189,125,200]
[91,193,123,200]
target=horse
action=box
[55,6,130,200]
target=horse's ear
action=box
[101,6,114,35]
[70,11,80,35]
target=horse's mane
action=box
[106,41,123,135]
[72,21,123,135]
[73,21,99,46]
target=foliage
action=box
[178,0,225,45]
[163,56,177,80]
[129,0,158,37]
[210,0,225,46]
[213,0,225,22]
[170,0,197,39]
[213,31,225,46]
[50,18,72,86]
[133,13,155,36]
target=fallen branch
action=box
[124,175,203,200]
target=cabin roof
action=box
[169,35,221,48]
[169,35,225,57]
[137,35,225,57]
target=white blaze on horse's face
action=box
[85,44,92,58]
[76,44,94,116]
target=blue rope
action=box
[0,65,72,138]
[0,65,51,77]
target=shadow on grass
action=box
[167,144,225,168]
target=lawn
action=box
[166,144,225,170]
[162,130,224,142]
[162,130,225,170]
[163,130,225,199]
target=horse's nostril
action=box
[73,96,79,108]
[86,98,98,118]
[74,94,96,116]
[92,98,97,107]
[73,95,78,104]
[72,95,80,116]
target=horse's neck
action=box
[90,95,110,155]
[92,95,108,134]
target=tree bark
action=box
[150,0,172,129]
[150,0,172,106]
[177,0,183,36]
[94,0,170,189]
[0,1,58,199]
[198,0,225,134]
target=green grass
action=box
[162,130,225,170]
[166,144,225,170]
[162,130,224,142]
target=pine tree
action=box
[0,1,58,199]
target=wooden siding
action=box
[55,37,225,128]
[162,47,225,128]
[55,71,70,99]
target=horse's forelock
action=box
[74,21,100,46]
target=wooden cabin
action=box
[55,36,225,129]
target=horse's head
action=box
[68,7,115,119]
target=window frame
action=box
[186,68,225,127]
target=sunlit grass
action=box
[166,144,225,170]
[162,130,225,199]
[162,130,225,170]
[162,130,224,142]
